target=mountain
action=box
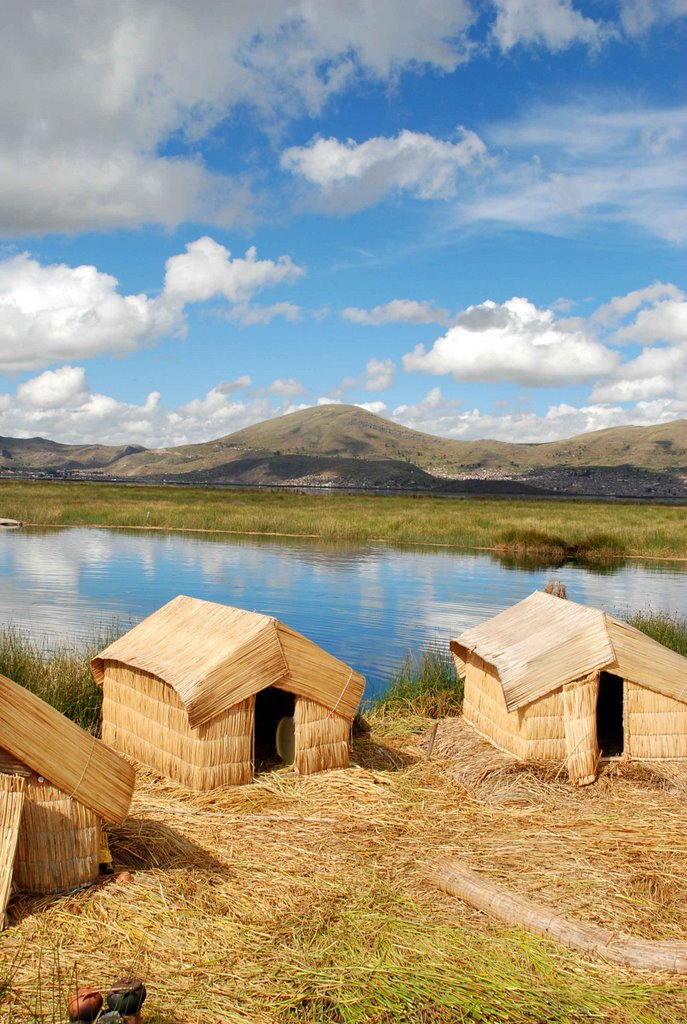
[2,405,687,498]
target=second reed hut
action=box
[92,595,365,789]
[0,672,135,907]
[450,591,687,786]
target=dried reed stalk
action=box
[0,774,24,926]
[277,624,365,719]
[430,860,687,973]
[0,672,134,825]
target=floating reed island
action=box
[3,603,687,1020]
[92,595,366,789]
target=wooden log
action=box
[429,860,687,973]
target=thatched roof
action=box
[451,591,687,713]
[92,595,365,727]
[0,672,135,825]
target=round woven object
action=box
[275,716,295,764]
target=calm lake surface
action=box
[1,526,686,698]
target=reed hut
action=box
[450,591,687,786]
[92,595,366,789]
[0,672,135,902]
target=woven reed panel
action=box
[103,665,254,788]
[0,672,134,825]
[0,775,25,924]
[294,697,349,775]
[563,676,599,786]
[13,778,99,894]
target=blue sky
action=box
[0,0,685,447]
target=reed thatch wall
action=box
[562,676,599,786]
[0,774,24,925]
[461,652,566,761]
[626,681,687,759]
[294,697,350,775]
[13,775,100,895]
[102,664,254,789]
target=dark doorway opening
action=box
[254,687,295,770]
[597,672,624,757]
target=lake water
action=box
[1,526,686,698]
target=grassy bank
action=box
[2,478,687,558]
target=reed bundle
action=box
[0,672,134,826]
[0,774,24,927]
[430,860,687,972]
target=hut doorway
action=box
[254,687,296,770]
[597,672,624,757]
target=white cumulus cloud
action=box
[342,299,449,325]
[0,239,304,373]
[364,358,396,392]
[492,0,606,51]
[0,252,179,372]
[163,237,303,306]
[403,297,617,386]
[281,128,487,212]
[0,1,476,234]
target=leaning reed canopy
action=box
[0,774,24,926]
[0,672,134,825]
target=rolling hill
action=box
[2,405,687,498]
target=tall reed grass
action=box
[0,627,107,734]
[369,647,463,719]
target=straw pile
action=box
[3,711,687,1023]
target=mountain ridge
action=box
[2,405,687,498]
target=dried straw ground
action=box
[3,714,687,1024]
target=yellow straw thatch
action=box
[13,777,100,895]
[0,774,24,927]
[0,672,135,825]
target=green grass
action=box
[626,610,687,657]
[0,626,106,734]
[368,648,463,719]
[2,478,687,558]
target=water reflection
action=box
[1,527,685,697]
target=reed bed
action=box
[3,479,687,558]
